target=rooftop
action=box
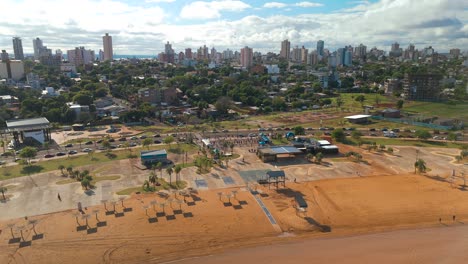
[140,149,167,157]
[344,114,372,120]
[258,146,303,155]
[266,170,286,178]
[6,117,50,132]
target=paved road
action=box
[175,224,468,264]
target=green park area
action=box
[0,143,197,181]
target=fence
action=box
[371,116,452,130]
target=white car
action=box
[82,148,93,152]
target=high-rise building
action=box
[301,46,308,64]
[102,33,113,61]
[210,47,216,60]
[403,73,442,101]
[291,46,301,62]
[223,49,233,60]
[0,60,25,81]
[280,39,290,60]
[12,37,24,60]
[344,50,352,66]
[99,49,105,61]
[390,42,402,57]
[240,46,253,68]
[1,50,9,61]
[185,48,192,59]
[67,47,95,66]
[164,41,174,63]
[308,51,318,65]
[317,40,324,56]
[33,38,44,59]
[336,48,345,66]
[449,48,460,59]
[354,43,367,59]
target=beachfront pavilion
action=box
[266,170,286,189]
[5,117,51,145]
[257,146,303,162]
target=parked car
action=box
[369,128,376,131]
[284,127,291,131]
[44,154,55,158]
[154,140,162,144]
[85,141,93,145]
[258,128,266,131]
[306,127,314,131]
[65,143,73,148]
[248,133,257,137]
[153,134,161,138]
[68,150,78,155]
[222,129,229,132]
[108,138,115,142]
[139,135,147,139]
[82,148,93,152]
[118,137,127,142]
[130,136,138,140]
[56,152,66,156]
[96,139,103,144]
[130,142,138,147]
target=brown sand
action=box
[1,174,468,263]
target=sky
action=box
[0,0,467,55]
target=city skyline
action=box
[0,0,466,55]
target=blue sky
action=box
[0,0,466,55]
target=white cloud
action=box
[0,0,466,55]
[145,0,175,2]
[263,2,288,8]
[180,0,251,19]
[294,2,323,8]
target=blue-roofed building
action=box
[140,149,169,166]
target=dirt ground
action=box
[2,172,468,263]
[52,126,142,145]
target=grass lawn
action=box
[353,137,467,149]
[0,143,197,181]
[403,101,468,120]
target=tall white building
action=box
[280,39,290,60]
[291,46,301,63]
[33,38,44,59]
[12,37,24,60]
[102,33,113,61]
[240,46,253,68]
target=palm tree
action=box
[166,166,174,186]
[0,186,7,200]
[174,165,182,183]
[81,178,91,190]
[156,162,163,179]
[148,172,157,186]
[306,153,314,162]
[315,152,323,164]
[58,165,65,176]
[414,159,427,174]
[73,170,80,179]
[66,166,73,177]
[142,180,150,191]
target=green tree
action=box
[293,126,305,135]
[415,130,431,140]
[414,159,427,174]
[156,161,163,178]
[166,166,174,186]
[81,178,91,190]
[447,132,457,141]
[0,186,7,200]
[355,95,366,107]
[174,164,182,183]
[331,128,346,142]
[142,138,153,149]
[58,165,65,176]
[19,147,38,165]
[396,100,404,110]
[351,130,362,140]
[66,165,73,177]
[148,172,157,186]
[164,136,175,148]
[315,152,323,163]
